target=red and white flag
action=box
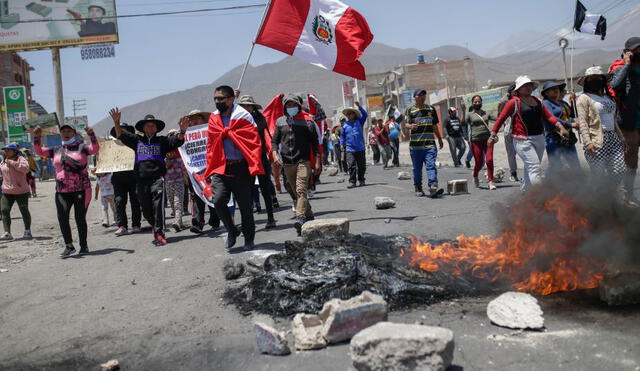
[255,0,373,80]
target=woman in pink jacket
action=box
[33,123,99,258]
[0,143,32,241]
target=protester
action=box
[386,113,401,167]
[109,123,142,236]
[609,36,640,205]
[442,107,466,167]
[403,89,444,197]
[322,130,331,166]
[238,95,277,229]
[541,81,580,171]
[368,122,380,166]
[490,76,568,191]
[94,171,116,228]
[110,108,187,246]
[204,85,264,249]
[33,123,99,258]
[22,148,39,197]
[327,131,335,164]
[374,118,392,169]
[341,102,368,188]
[272,94,320,235]
[165,131,187,232]
[463,96,497,190]
[497,84,520,182]
[577,66,628,199]
[332,119,346,172]
[0,143,31,240]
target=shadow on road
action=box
[71,248,135,257]
[350,215,418,222]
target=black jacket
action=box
[118,131,184,180]
[272,115,319,165]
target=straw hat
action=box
[237,95,263,110]
[342,107,361,119]
[577,66,606,86]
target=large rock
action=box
[291,314,327,350]
[223,259,245,280]
[350,322,454,371]
[599,272,640,306]
[397,171,412,180]
[254,322,291,356]
[319,291,388,344]
[374,197,396,210]
[326,167,339,176]
[301,218,349,242]
[446,179,468,195]
[486,292,544,330]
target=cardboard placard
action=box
[95,140,135,173]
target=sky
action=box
[20,0,637,124]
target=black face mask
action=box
[584,79,606,92]
[631,53,640,63]
[216,102,229,113]
[473,104,482,110]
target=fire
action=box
[401,193,606,295]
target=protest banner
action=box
[95,139,134,173]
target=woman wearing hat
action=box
[109,123,142,236]
[576,66,628,195]
[33,123,99,258]
[21,148,39,197]
[490,76,569,191]
[541,81,580,172]
[0,143,32,241]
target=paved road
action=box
[1,160,638,371]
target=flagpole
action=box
[237,0,272,91]
[570,33,575,93]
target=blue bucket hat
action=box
[2,143,20,151]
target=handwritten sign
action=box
[95,140,135,173]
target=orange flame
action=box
[401,193,606,295]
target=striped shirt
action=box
[404,104,439,149]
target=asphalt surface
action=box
[1,149,639,371]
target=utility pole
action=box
[72,99,86,119]
[52,48,64,122]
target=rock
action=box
[301,218,349,242]
[0,268,8,273]
[319,291,388,344]
[599,272,640,306]
[100,359,120,371]
[486,292,544,330]
[374,197,396,210]
[291,314,327,350]
[350,322,454,371]
[493,167,506,183]
[397,171,411,180]
[337,177,346,183]
[326,167,339,176]
[384,218,391,224]
[447,179,468,195]
[254,322,291,355]
[223,259,245,280]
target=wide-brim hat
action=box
[541,81,567,94]
[110,122,134,138]
[135,114,165,133]
[514,76,539,92]
[577,66,606,86]
[237,95,263,110]
[625,36,640,51]
[2,143,19,151]
[342,107,361,119]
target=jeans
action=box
[471,140,494,181]
[55,191,87,249]
[211,161,255,242]
[465,140,474,164]
[378,144,392,168]
[370,145,380,164]
[346,151,366,184]
[112,172,141,230]
[513,135,546,191]
[137,177,165,234]
[390,137,400,166]
[546,142,580,173]
[1,193,31,233]
[504,132,518,175]
[447,136,466,166]
[410,147,438,187]
[284,161,313,219]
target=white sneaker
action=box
[0,232,13,241]
[488,181,497,190]
[308,189,315,198]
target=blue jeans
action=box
[410,147,438,187]
[546,141,580,173]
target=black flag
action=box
[574,0,607,40]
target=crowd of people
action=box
[0,37,637,257]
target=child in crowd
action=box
[94,171,116,228]
[165,134,187,232]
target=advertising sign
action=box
[463,87,505,114]
[3,86,28,142]
[95,139,134,173]
[22,112,59,129]
[80,42,114,60]
[366,95,383,111]
[64,115,88,130]
[0,0,118,52]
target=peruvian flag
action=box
[255,0,373,80]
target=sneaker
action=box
[244,239,255,249]
[225,228,240,249]
[60,245,75,259]
[190,225,203,234]
[78,247,89,255]
[291,205,296,212]
[347,182,357,189]
[171,223,183,233]
[294,217,305,236]
[465,161,471,169]
[155,232,167,246]
[359,181,366,187]
[0,232,13,241]
[414,185,425,197]
[132,226,142,233]
[272,198,280,208]
[23,230,32,240]
[308,189,315,198]
[509,173,519,182]
[101,222,109,228]
[488,181,497,190]
[253,204,262,213]
[428,186,444,198]
[473,177,480,188]
[115,227,128,236]
[265,219,277,230]
[624,198,640,208]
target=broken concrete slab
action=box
[374,197,396,210]
[319,291,387,344]
[486,292,544,330]
[397,171,412,180]
[599,272,640,306]
[223,260,245,280]
[447,179,469,195]
[350,322,454,371]
[326,167,339,176]
[100,359,120,371]
[301,218,349,242]
[254,322,291,356]
[291,314,327,350]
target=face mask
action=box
[473,104,482,110]
[286,107,300,117]
[631,53,640,63]
[62,137,77,146]
[215,102,229,113]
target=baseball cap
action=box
[413,89,427,97]
[625,37,640,50]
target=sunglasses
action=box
[213,96,231,102]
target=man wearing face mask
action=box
[271,94,320,236]
[610,37,640,205]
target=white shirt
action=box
[587,94,616,132]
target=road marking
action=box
[375,184,405,190]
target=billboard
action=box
[366,95,383,111]
[3,85,29,142]
[0,0,118,52]
[463,87,506,115]
[64,115,87,130]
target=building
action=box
[0,52,34,102]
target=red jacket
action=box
[492,96,559,140]
[204,106,264,178]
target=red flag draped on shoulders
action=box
[204,104,264,177]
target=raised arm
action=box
[83,126,100,155]
[32,126,54,158]
[356,102,368,126]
